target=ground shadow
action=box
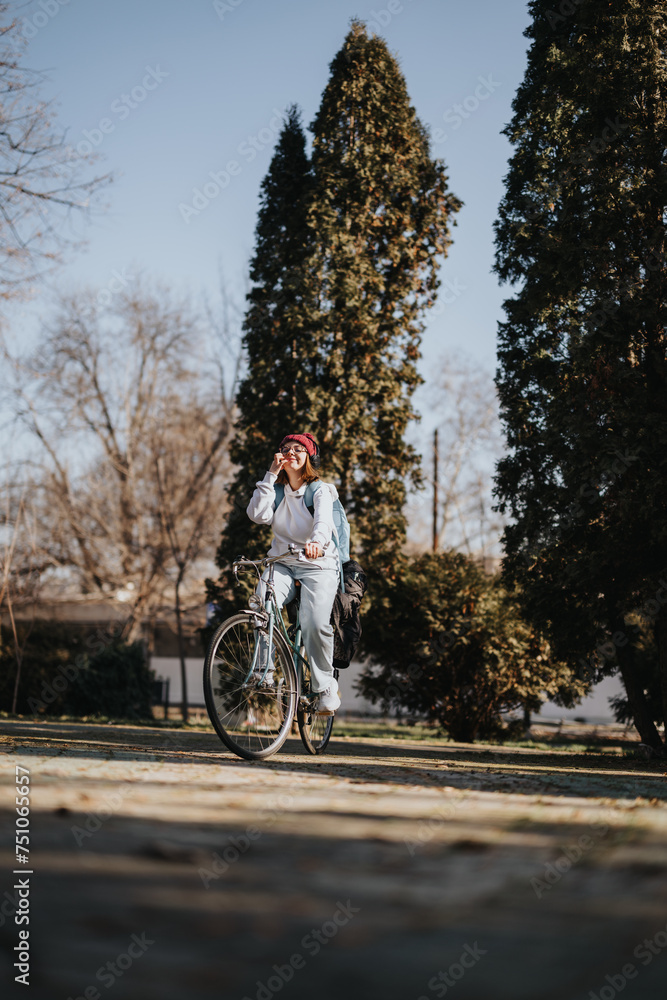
[2,719,666,802]
[0,801,664,1000]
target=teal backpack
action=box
[273,481,350,591]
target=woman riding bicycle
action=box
[246,432,341,715]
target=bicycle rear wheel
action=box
[297,651,335,755]
[204,613,297,760]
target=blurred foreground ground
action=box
[1,719,666,1000]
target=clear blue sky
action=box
[12,0,532,386]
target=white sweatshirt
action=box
[246,471,338,568]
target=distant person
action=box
[246,433,341,714]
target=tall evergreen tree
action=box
[211,22,460,610]
[494,1,667,750]
[305,20,460,566]
[213,105,314,605]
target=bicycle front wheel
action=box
[297,651,335,755]
[204,613,297,760]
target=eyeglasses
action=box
[280,445,307,455]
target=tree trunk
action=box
[522,704,531,732]
[655,606,667,741]
[175,575,189,723]
[432,428,439,554]
[11,649,23,715]
[8,603,29,714]
[616,647,664,751]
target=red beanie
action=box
[279,433,317,457]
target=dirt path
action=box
[1,720,666,1000]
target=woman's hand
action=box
[304,541,323,559]
[269,452,287,475]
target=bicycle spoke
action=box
[204,614,297,760]
[297,647,334,755]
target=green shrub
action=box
[1,621,154,719]
[358,551,583,742]
[64,640,154,720]
[0,621,88,714]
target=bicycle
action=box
[203,546,339,761]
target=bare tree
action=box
[4,280,237,709]
[204,263,246,401]
[408,354,505,561]
[0,8,110,300]
[154,391,234,722]
[0,482,40,711]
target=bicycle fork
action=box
[243,603,275,686]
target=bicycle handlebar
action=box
[232,547,308,583]
[233,547,303,569]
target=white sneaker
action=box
[316,679,341,715]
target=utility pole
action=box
[432,427,439,553]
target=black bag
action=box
[331,560,367,670]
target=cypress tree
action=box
[211,22,460,611]
[494,1,667,749]
[305,20,460,566]
[212,105,314,607]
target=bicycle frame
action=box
[204,550,336,760]
[236,552,313,703]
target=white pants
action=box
[258,561,339,693]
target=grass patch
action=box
[333,720,447,742]
[331,722,635,756]
[0,710,214,730]
[0,712,642,756]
